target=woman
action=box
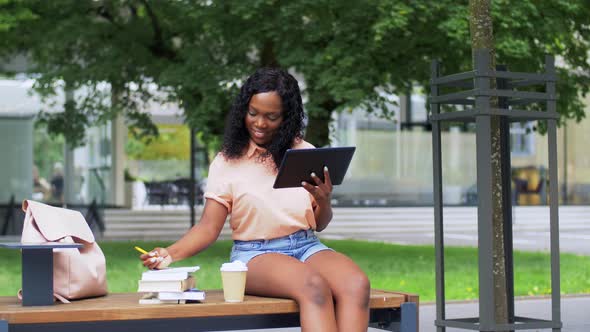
[140,68,370,331]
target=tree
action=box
[0,1,252,150]
[466,1,590,328]
[1,1,589,150]
[469,0,509,328]
[241,0,590,145]
[221,1,461,145]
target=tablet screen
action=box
[273,147,356,189]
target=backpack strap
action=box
[18,289,71,304]
[53,293,70,303]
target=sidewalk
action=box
[419,295,590,332]
[228,295,590,332]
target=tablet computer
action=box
[273,146,356,189]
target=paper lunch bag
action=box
[20,200,108,302]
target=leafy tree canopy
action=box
[1,0,588,148]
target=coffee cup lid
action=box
[220,260,248,272]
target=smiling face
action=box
[245,91,284,146]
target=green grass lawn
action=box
[1,240,589,302]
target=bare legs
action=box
[246,253,338,332]
[306,250,371,332]
[245,251,370,332]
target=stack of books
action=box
[137,266,205,304]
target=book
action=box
[137,275,196,292]
[143,266,200,274]
[141,271,196,281]
[158,288,205,301]
[139,292,187,304]
[139,298,187,305]
[140,266,200,281]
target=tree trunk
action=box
[305,98,338,147]
[257,40,334,147]
[305,110,331,147]
[257,39,334,147]
[469,0,509,330]
[260,40,279,68]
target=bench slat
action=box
[0,289,409,324]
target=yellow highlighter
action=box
[134,246,150,255]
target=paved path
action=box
[320,206,590,256]
[100,206,590,255]
[226,295,590,332]
[419,295,590,332]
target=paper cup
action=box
[220,261,248,302]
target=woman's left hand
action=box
[301,166,333,204]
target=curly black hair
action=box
[220,67,306,169]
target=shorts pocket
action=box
[233,240,263,251]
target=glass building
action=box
[0,78,120,207]
[2,78,590,208]
[331,92,590,206]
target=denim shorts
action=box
[230,229,333,264]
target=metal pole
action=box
[497,64,515,329]
[562,123,568,204]
[474,49,495,331]
[63,87,75,207]
[405,88,412,127]
[189,127,196,227]
[430,60,446,332]
[546,55,562,332]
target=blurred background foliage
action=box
[1,0,589,149]
[33,124,64,179]
[125,124,190,161]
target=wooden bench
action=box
[0,289,418,332]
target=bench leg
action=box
[400,302,417,332]
[0,319,8,332]
[21,248,54,306]
[369,303,417,332]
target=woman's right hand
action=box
[139,247,173,270]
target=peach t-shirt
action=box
[204,139,317,241]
